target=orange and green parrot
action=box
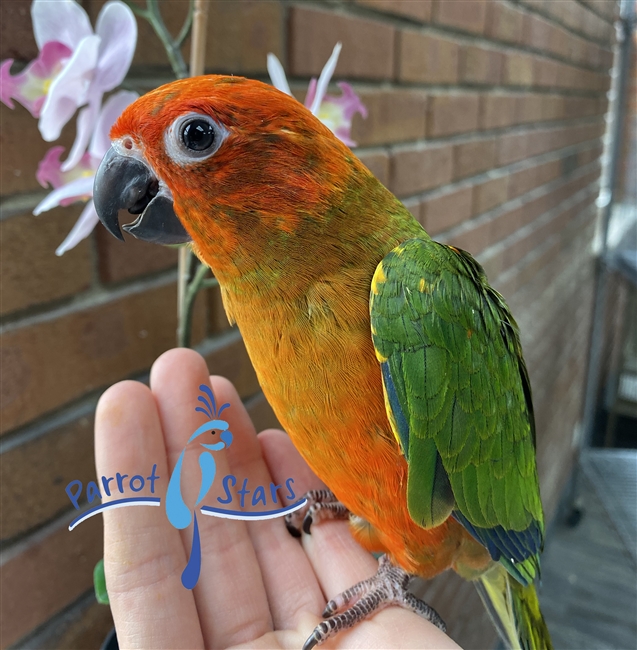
[93,75,553,650]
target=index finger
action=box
[95,380,204,650]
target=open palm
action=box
[95,348,459,649]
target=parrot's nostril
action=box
[128,179,159,215]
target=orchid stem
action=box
[145,0,189,78]
[179,258,211,348]
[176,0,195,47]
[177,0,210,347]
[121,0,150,20]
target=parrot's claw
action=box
[285,489,349,536]
[302,555,446,650]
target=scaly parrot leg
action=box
[302,555,446,650]
[285,489,349,537]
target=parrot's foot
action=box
[285,489,349,537]
[302,555,446,650]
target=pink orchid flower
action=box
[34,90,139,256]
[267,43,367,147]
[1,0,137,172]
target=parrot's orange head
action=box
[93,75,375,281]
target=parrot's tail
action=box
[476,564,553,650]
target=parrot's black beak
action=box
[93,147,192,245]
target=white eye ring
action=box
[164,112,228,166]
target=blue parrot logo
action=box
[165,384,233,589]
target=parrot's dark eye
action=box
[181,119,215,152]
[165,112,228,165]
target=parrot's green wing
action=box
[370,238,544,585]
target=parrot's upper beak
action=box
[93,146,192,245]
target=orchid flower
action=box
[267,43,367,147]
[1,0,137,172]
[34,90,139,256]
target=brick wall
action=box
[0,0,618,647]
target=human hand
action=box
[96,348,460,649]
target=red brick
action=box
[560,63,581,91]
[421,186,474,234]
[390,143,453,196]
[525,128,556,157]
[1,412,94,542]
[200,1,284,74]
[460,45,504,85]
[534,58,560,87]
[93,0,283,73]
[496,132,529,166]
[398,31,459,84]
[355,0,433,22]
[433,0,487,34]
[485,1,525,43]
[515,93,544,123]
[503,53,535,86]
[289,6,395,80]
[479,248,506,279]
[26,597,114,650]
[0,0,38,61]
[562,31,585,63]
[490,204,525,242]
[96,226,178,283]
[427,93,480,137]
[473,176,509,213]
[0,102,77,197]
[541,95,565,120]
[0,514,103,647]
[577,145,603,167]
[1,207,93,316]
[480,93,517,130]
[508,166,539,199]
[0,282,207,435]
[357,150,391,187]
[453,138,496,179]
[351,90,427,146]
[535,159,562,186]
[524,13,553,51]
[448,219,492,256]
[582,0,618,21]
[401,197,422,222]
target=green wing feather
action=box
[370,238,544,584]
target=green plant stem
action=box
[122,0,190,78]
[202,277,219,290]
[121,0,150,19]
[146,0,189,78]
[124,0,211,347]
[176,0,194,47]
[179,261,211,348]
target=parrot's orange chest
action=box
[224,267,394,498]
[220,268,471,577]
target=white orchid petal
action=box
[33,175,95,215]
[89,90,139,158]
[55,200,99,256]
[267,53,291,95]
[310,42,342,116]
[93,1,137,91]
[32,0,93,51]
[61,102,96,171]
[38,35,101,141]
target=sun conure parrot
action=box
[92,75,553,650]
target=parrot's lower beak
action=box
[93,147,192,245]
